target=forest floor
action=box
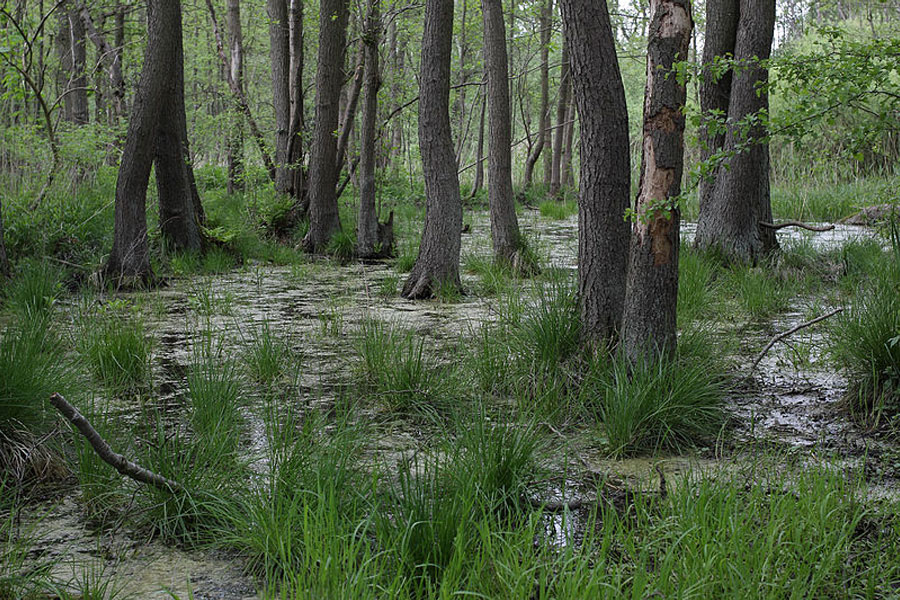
[4,185,900,598]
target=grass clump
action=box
[78,303,151,390]
[356,320,458,415]
[538,198,577,220]
[463,254,514,296]
[326,228,356,263]
[245,322,294,384]
[724,265,794,321]
[677,246,719,323]
[588,349,725,457]
[3,259,62,320]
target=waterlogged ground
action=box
[24,211,892,598]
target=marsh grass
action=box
[376,273,400,298]
[188,281,234,316]
[326,228,357,263]
[188,338,245,455]
[356,320,460,415]
[78,305,152,390]
[73,399,127,516]
[538,198,577,220]
[3,259,62,320]
[1,498,54,599]
[245,322,294,384]
[677,246,719,323]
[393,238,419,273]
[724,265,794,321]
[463,254,514,296]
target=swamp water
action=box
[20,213,888,598]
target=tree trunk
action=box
[268,0,292,194]
[155,0,204,254]
[623,0,692,363]
[303,0,348,252]
[77,1,126,123]
[469,91,487,199]
[57,3,89,125]
[358,0,391,258]
[454,0,469,165]
[696,0,738,229]
[388,20,405,170]
[523,0,552,188]
[335,49,365,173]
[0,197,9,278]
[549,36,570,197]
[105,0,178,285]
[559,0,631,345]
[287,0,305,201]
[226,0,244,194]
[694,0,777,263]
[482,0,526,269]
[402,0,463,299]
[560,98,576,191]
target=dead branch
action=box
[49,393,182,493]
[759,221,835,232]
[749,307,844,373]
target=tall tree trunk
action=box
[696,0,738,230]
[388,20,405,170]
[57,4,89,125]
[695,0,777,263]
[335,49,364,173]
[559,0,631,345]
[523,0,552,188]
[549,36,570,197]
[226,0,244,194]
[358,0,390,258]
[0,197,9,278]
[560,98,576,190]
[469,91,487,199]
[402,0,462,299]
[454,0,469,165]
[155,0,204,254]
[287,0,305,201]
[623,0,692,363]
[268,0,292,194]
[303,0,348,252]
[482,0,526,268]
[105,0,178,285]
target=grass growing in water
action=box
[538,198,577,220]
[244,322,294,384]
[677,246,718,323]
[78,304,151,390]
[2,259,62,320]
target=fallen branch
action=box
[759,221,835,232]
[749,307,844,373]
[49,393,182,493]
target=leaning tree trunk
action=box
[696,0,738,223]
[623,0,692,363]
[268,0,292,195]
[155,0,204,253]
[523,0,552,188]
[226,0,244,194]
[357,0,385,258]
[482,0,526,269]
[402,0,463,299]
[549,36,571,197]
[105,0,178,285]
[559,0,631,345]
[303,0,348,252]
[0,197,9,278]
[694,0,777,263]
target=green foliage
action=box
[3,259,62,320]
[325,228,356,263]
[78,302,151,390]
[723,265,794,321]
[677,246,718,323]
[538,199,577,220]
[187,338,245,455]
[245,322,294,384]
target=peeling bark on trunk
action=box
[559,0,631,345]
[694,0,777,263]
[524,0,552,188]
[268,0,292,194]
[623,0,692,363]
[402,0,462,299]
[303,0,348,252]
[105,0,178,285]
[482,0,524,268]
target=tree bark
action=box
[77,1,126,122]
[303,0,349,252]
[287,0,305,201]
[402,0,463,299]
[226,0,244,194]
[454,0,469,165]
[57,3,89,125]
[549,35,570,197]
[268,0,292,194]
[560,98,576,190]
[694,0,777,263]
[482,0,525,268]
[523,0,552,188]
[155,0,204,254]
[469,91,487,199]
[105,0,178,285]
[559,0,631,345]
[623,0,692,363]
[0,197,9,278]
[335,49,364,174]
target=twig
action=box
[759,221,835,232]
[749,308,844,373]
[49,393,182,493]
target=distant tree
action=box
[559,0,632,345]
[57,2,89,125]
[303,0,349,252]
[268,0,292,195]
[226,0,244,194]
[482,0,528,269]
[402,0,463,299]
[549,35,571,196]
[523,0,552,188]
[622,0,692,363]
[287,0,305,201]
[0,198,9,278]
[695,0,778,263]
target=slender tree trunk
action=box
[358,0,390,258]
[454,0,469,165]
[523,0,552,188]
[105,0,178,285]
[287,0,305,201]
[77,1,126,122]
[560,98,576,191]
[549,36,570,197]
[388,20,405,170]
[58,3,89,125]
[0,197,9,278]
[155,0,204,253]
[303,0,348,252]
[268,0,292,194]
[470,91,487,199]
[482,0,526,268]
[335,49,364,173]
[695,0,777,263]
[226,0,244,194]
[402,0,462,299]
[623,0,692,363]
[559,0,632,345]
